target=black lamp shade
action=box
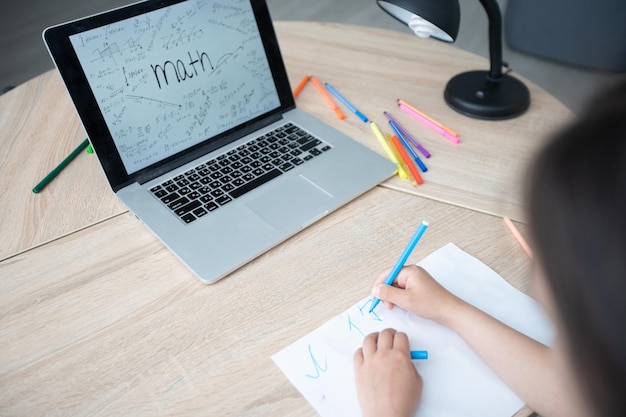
[377,0,460,42]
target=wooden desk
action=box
[0,21,562,417]
[1,188,534,416]
[0,22,571,261]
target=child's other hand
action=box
[354,329,422,417]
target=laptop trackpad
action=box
[246,175,332,229]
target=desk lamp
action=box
[377,0,530,120]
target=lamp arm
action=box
[478,0,504,80]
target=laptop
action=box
[43,0,396,284]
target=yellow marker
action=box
[369,121,408,179]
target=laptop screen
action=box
[68,0,282,175]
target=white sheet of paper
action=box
[272,243,554,417]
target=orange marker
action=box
[310,76,346,120]
[384,133,416,186]
[389,134,424,185]
[293,75,310,98]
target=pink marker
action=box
[399,104,460,144]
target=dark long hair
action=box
[528,81,626,417]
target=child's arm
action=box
[371,265,585,417]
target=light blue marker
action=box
[389,120,428,173]
[410,350,429,360]
[324,83,369,123]
[369,220,429,313]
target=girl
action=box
[354,81,626,417]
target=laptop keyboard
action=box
[149,123,332,224]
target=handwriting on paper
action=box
[273,243,554,417]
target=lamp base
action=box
[444,70,530,120]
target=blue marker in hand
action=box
[410,350,428,360]
[369,220,429,313]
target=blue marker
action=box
[325,83,369,123]
[410,350,429,360]
[383,111,431,158]
[369,220,429,313]
[389,120,428,173]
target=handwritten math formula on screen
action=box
[70,0,281,174]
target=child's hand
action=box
[354,329,422,417]
[372,265,461,325]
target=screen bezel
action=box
[43,0,295,191]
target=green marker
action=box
[32,138,90,194]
